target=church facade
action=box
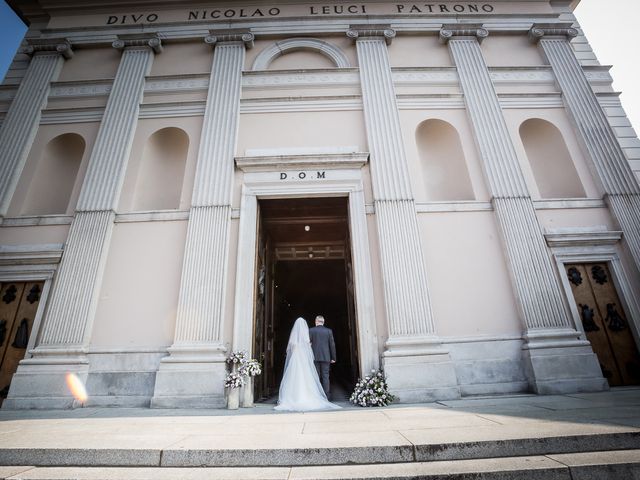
[0,0,639,409]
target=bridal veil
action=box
[274,317,341,412]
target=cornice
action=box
[235,151,369,172]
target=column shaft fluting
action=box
[0,52,65,217]
[36,44,155,352]
[77,47,154,211]
[446,36,572,331]
[171,41,246,349]
[354,35,435,339]
[536,35,640,268]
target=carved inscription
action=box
[104,3,498,24]
[279,171,327,181]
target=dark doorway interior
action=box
[253,197,359,402]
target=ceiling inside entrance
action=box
[260,197,349,260]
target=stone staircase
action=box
[0,390,639,479]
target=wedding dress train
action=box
[274,317,342,412]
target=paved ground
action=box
[0,388,638,478]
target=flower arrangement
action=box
[224,351,262,390]
[350,369,395,407]
[239,359,262,377]
[224,372,245,389]
[226,351,247,366]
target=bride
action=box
[274,317,342,412]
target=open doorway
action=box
[252,197,359,402]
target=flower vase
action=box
[227,386,240,410]
[241,376,253,408]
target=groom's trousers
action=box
[314,361,331,398]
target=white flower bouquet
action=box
[239,359,262,377]
[224,372,246,389]
[350,369,395,407]
[226,351,247,366]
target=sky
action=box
[0,0,638,132]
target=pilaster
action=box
[151,31,253,409]
[0,39,72,219]
[4,35,160,409]
[348,25,459,402]
[530,23,640,272]
[441,25,606,394]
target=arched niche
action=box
[519,118,586,199]
[21,133,85,215]
[252,38,350,71]
[416,119,475,201]
[132,127,189,211]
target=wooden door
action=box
[0,281,45,405]
[565,263,640,386]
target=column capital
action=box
[346,25,396,45]
[112,33,163,53]
[20,38,73,59]
[528,23,578,43]
[439,24,489,44]
[204,29,254,49]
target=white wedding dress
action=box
[274,318,342,412]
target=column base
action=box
[3,347,89,410]
[522,329,608,394]
[150,343,227,409]
[382,336,460,403]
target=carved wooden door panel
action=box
[0,281,44,405]
[565,263,640,386]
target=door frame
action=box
[232,152,379,378]
[546,229,640,349]
[0,244,62,357]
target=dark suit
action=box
[309,325,336,397]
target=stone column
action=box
[5,35,161,409]
[347,25,459,402]
[530,23,640,271]
[440,25,605,394]
[152,31,254,409]
[0,39,72,220]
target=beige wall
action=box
[481,35,547,67]
[58,47,121,82]
[535,207,616,231]
[0,225,71,245]
[388,36,453,68]
[91,220,187,348]
[419,211,522,337]
[237,111,367,155]
[150,41,213,76]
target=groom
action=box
[309,315,336,399]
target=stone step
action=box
[0,450,638,479]
[0,431,638,468]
